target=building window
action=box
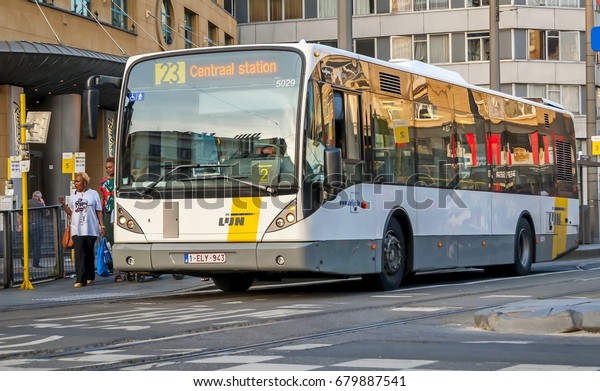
[225,33,234,45]
[317,40,337,47]
[355,0,375,15]
[392,34,449,63]
[430,34,449,63]
[528,30,579,61]
[468,0,489,7]
[414,0,449,11]
[560,85,579,113]
[528,84,580,114]
[355,38,376,57]
[184,9,197,49]
[208,22,218,46]
[414,0,426,10]
[392,0,412,12]
[250,0,302,21]
[391,36,412,60]
[112,0,128,29]
[284,0,303,19]
[414,35,427,61]
[161,0,173,45]
[319,0,337,18]
[72,0,91,16]
[467,32,490,61]
[526,0,580,7]
[429,0,449,10]
[224,0,234,15]
[250,0,268,21]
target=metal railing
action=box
[0,206,74,288]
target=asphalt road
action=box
[0,254,599,372]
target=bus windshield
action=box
[118,49,303,197]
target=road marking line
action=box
[0,335,63,348]
[391,306,461,312]
[501,364,600,371]
[189,355,282,364]
[220,363,322,371]
[333,358,435,369]
[462,341,532,345]
[271,343,331,351]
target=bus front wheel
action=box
[512,218,534,276]
[212,274,254,292]
[363,219,406,291]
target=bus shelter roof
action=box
[0,41,126,109]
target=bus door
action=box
[333,90,364,186]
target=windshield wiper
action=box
[141,163,200,195]
[197,175,277,195]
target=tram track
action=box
[4,264,599,370]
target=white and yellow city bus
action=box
[83,41,579,292]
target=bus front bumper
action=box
[112,239,380,276]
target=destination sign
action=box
[154,60,279,85]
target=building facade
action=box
[0,0,236,207]
[231,0,600,242]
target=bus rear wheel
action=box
[212,274,255,292]
[363,219,406,291]
[512,218,534,276]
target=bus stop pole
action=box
[19,93,33,290]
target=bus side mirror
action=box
[82,87,99,139]
[323,148,343,200]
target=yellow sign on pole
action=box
[592,136,600,156]
[62,152,74,173]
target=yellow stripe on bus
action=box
[227,197,261,242]
[551,197,568,258]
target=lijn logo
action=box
[219,216,245,227]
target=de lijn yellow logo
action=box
[155,62,186,85]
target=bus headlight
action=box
[266,199,297,233]
[116,204,143,234]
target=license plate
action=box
[184,252,226,264]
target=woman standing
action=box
[58,172,104,288]
[100,156,120,281]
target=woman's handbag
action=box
[62,217,74,250]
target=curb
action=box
[474,299,600,334]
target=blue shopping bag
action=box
[96,237,113,278]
